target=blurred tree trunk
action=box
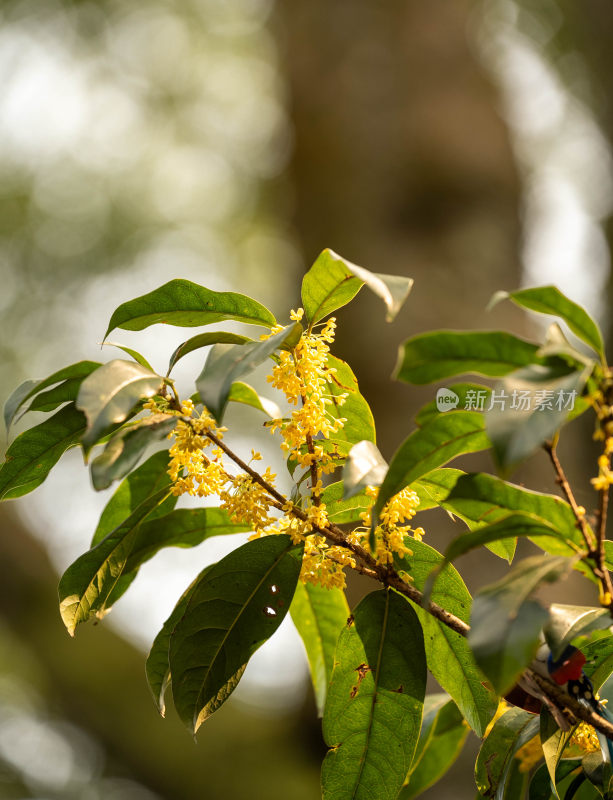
[275,0,522,455]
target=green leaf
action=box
[581,637,613,691]
[442,472,596,575]
[544,604,613,660]
[475,706,540,799]
[399,696,468,799]
[226,381,281,419]
[92,450,175,545]
[325,355,376,445]
[322,589,426,800]
[485,364,589,472]
[0,404,86,500]
[342,440,387,500]
[409,468,465,510]
[541,709,574,799]
[496,286,605,360]
[469,555,574,694]
[169,535,302,732]
[396,540,497,736]
[529,760,586,800]
[415,383,492,427]
[395,331,542,385]
[90,414,178,490]
[167,332,251,375]
[146,565,214,716]
[25,379,84,413]
[77,359,163,453]
[321,481,371,525]
[102,342,154,371]
[123,508,250,575]
[442,515,567,565]
[4,361,101,430]
[196,323,300,422]
[58,487,171,635]
[301,248,413,324]
[290,582,349,717]
[374,411,490,522]
[538,323,597,369]
[104,279,276,340]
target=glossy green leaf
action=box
[226,381,281,419]
[529,760,585,800]
[92,450,175,545]
[475,706,540,799]
[0,404,86,500]
[102,342,154,371]
[443,472,597,575]
[541,709,574,799]
[342,440,387,499]
[196,323,300,422]
[104,279,276,339]
[322,589,426,800]
[399,695,469,799]
[409,468,465,510]
[77,360,163,453]
[442,515,567,565]
[4,361,100,430]
[301,248,413,325]
[581,751,612,797]
[374,411,490,522]
[167,331,251,375]
[580,638,613,691]
[123,508,250,574]
[496,286,605,360]
[469,555,574,694]
[290,582,349,717]
[90,414,178,490]
[146,565,214,716]
[396,540,497,736]
[395,331,542,385]
[25,379,83,413]
[544,604,612,660]
[169,535,302,732]
[58,487,171,635]
[415,383,493,427]
[325,355,376,445]
[321,481,371,525]
[485,365,589,472]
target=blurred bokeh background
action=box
[1,1,613,797]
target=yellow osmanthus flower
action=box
[264,312,347,475]
[161,398,228,499]
[569,722,599,753]
[219,470,276,533]
[352,485,421,565]
[591,443,613,491]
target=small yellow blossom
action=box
[569,722,599,753]
[250,449,263,461]
[352,485,421,565]
[220,470,275,532]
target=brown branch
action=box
[544,441,597,553]
[527,669,613,740]
[201,423,613,739]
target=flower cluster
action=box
[351,485,422,565]
[164,399,228,498]
[591,438,613,491]
[219,470,277,532]
[266,309,347,476]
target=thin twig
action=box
[544,441,596,552]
